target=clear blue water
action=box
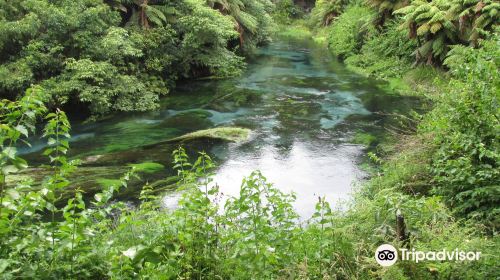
[20,38,420,217]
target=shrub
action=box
[326,5,373,59]
[0,94,498,278]
[0,0,276,116]
[274,0,304,23]
[425,35,500,229]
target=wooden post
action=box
[396,209,409,246]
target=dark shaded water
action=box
[20,38,420,217]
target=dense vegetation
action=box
[0,0,274,116]
[1,0,499,279]
[309,0,499,228]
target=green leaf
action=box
[3,147,17,159]
[2,165,19,175]
[6,189,20,200]
[0,259,11,274]
[15,125,29,137]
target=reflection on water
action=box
[21,38,420,218]
[212,143,364,218]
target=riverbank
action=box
[274,12,499,277]
[324,11,498,225]
[275,19,435,174]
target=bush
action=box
[274,0,304,23]
[1,96,498,278]
[0,0,275,116]
[326,5,372,59]
[330,19,415,79]
[425,35,500,229]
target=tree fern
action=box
[207,0,273,50]
[396,0,499,64]
[108,0,170,28]
[366,0,409,27]
[447,0,499,44]
[310,0,349,27]
[396,0,457,64]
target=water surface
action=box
[21,38,420,218]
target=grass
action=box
[352,132,377,147]
[275,20,312,40]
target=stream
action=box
[20,37,420,218]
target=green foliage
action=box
[0,88,48,247]
[446,0,500,44]
[395,0,499,64]
[313,0,499,256]
[1,92,103,278]
[310,0,350,27]
[341,19,416,78]
[101,150,362,279]
[0,0,276,116]
[275,20,313,40]
[0,98,499,278]
[346,177,499,279]
[273,0,304,23]
[324,5,373,59]
[395,0,458,64]
[425,34,500,229]
[444,27,500,76]
[109,0,173,29]
[45,58,164,115]
[353,132,377,146]
[321,0,498,229]
[206,0,275,52]
[1,4,499,278]
[363,20,417,63]
[0,90,149,278]
[315,0,498,67]
[366,0,409,26]
[176,0,244,76]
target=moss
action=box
[128,162,165,174]
[166,127,251,143]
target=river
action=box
[20,37,420,218]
